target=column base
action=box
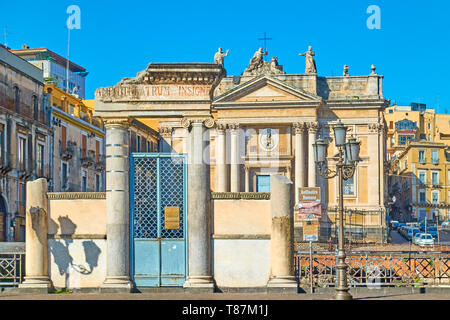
[267,276,298,293]
[19,276,51,293]
[183,276,215,293]
[100,276,133,293]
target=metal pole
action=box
[309,240,313,294]
[334,160,352,300]
[436,213,440,247]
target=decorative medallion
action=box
[259,128,279,152]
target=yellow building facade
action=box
[390,141,449,222]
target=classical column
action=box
[159,126,173,152]
[267,175,297,292]
[307,122,319,187]
[215,123,227,192]
[183,118,215,291]
[293,122,306,203]
[244,165,250,192]
[229,123,240,192]
[19,178,51,291]
[101,119,132,292]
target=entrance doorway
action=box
[130,153,187,287]
[256,175,271,192]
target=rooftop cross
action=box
[257,32,272,61]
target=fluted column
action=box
[307,122,319,187]
[215,124,227,192]
[101,119,132,292]
[229,123,240,192]
[293,122,306,204]
[183,117,215,291]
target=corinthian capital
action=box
[293,122,305,134]
[104,118,131,129]
[307,121,319,133]
[216,123,227,132]
[228,123,240,131]
[158,126,173,137]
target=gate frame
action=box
[129,152,188,287]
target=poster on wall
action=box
[298,202,322,220]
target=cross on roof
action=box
[258,32,272,60]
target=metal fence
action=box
[0,243,25,287]
[295,251,450,287]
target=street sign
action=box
[298,202,322,219]
[298,187,321,202]
[303,218,319,242]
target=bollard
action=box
[267,175,297,293]
[19,178,51,292]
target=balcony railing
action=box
[60,141,76,161]
[94,154,105,172]
[81,150,95,167]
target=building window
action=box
[61,125,67,152]
[61,161,69,190]
[389,121,393,129]
[398,135,413,145]
[36,143,45,177]
[431,172,439,185]
[95,173,101,192]
[137,136,141,152]
[431,150,438,164]
[343,176,354,195]
[14,86,20,112]
[18,135,27,171]
[95,140,100,163]
[33,95,39,120]
[81,134,87,159]
[146,141,151,152]
[418,171,426,185]
[0,124,4,164]
[418,150,426,163]
[81,169,88,192]
[419,190,426,204]
[431,191,439,204]
[18,183,26,215]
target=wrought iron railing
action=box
[295,251,450,287]
[0,244,25,287]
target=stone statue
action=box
[270,57,283,73]
[299,46,317,74]
[214,47,229,66]
[244,47,268,73]
[343,64,349,77]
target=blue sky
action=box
[1,0,449,113]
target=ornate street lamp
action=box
[313,121,361,300]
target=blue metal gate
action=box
[130,153,187,287]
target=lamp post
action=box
[312,120,361,300]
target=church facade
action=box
[90,49,390,291]
[107,50,390,243]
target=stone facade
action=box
[0,44,51,241]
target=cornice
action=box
[47,192,106,200]
[211,192,270,200]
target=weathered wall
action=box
[47,193,106,289]
[211,196,271,288]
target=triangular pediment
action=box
[213,75,322,106]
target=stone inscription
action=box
[95,84,211,101]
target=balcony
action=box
[81,150,95,168]
[60,141,76,161]
[94,154,105,172]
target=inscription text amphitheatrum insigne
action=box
[96,85,210,100]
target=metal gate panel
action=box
[130,153,187,287]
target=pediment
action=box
[213,76,322,106]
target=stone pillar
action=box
[293,122,305,204]
[229,123,240,192]
[267,175,297,292]
[183,118,215,291]
[101,119,132,292]
[19,178,51,291]
[159,126,173,152]
[307,122,318,187]
[244,166,250,192]
[215,124,227,192]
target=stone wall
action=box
[211,193,271,288]
[47,192,106,289]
